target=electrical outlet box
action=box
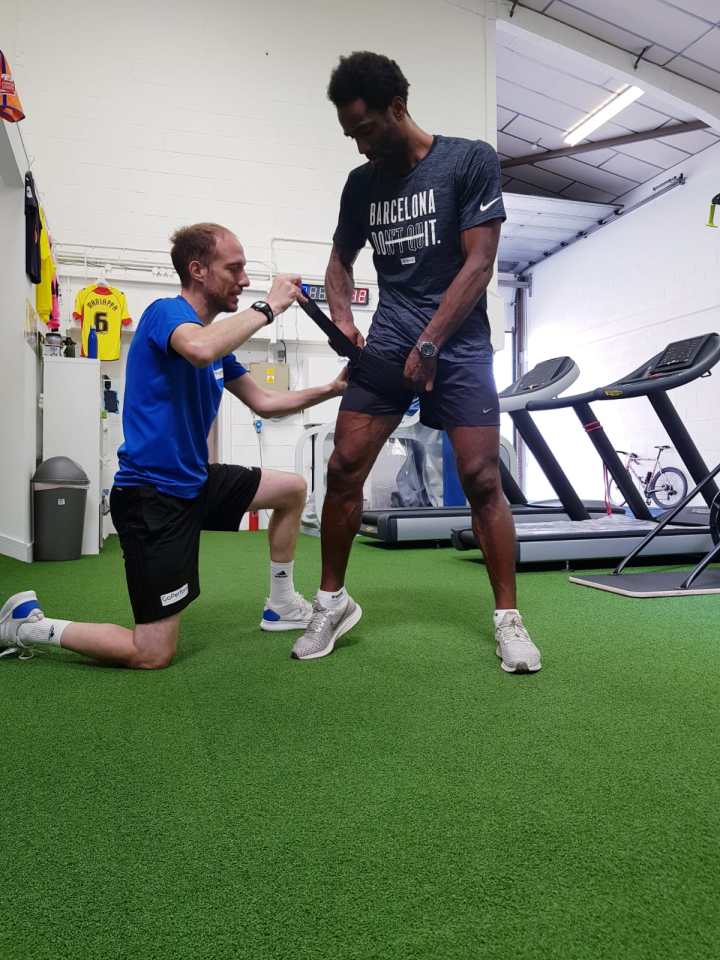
[249,362,289,392]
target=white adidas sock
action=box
[269,561,296,607]
[317,586,347,610]
[494,608,520,627]
[18,618,71,646]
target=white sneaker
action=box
[291,596,362,660]
[0,591,44,660]
[260,592,314,632]
[495,612,542,674]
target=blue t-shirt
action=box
[333,135,506,364]
[115,296,247,498]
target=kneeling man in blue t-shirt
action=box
[1,223,346,668]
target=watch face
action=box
[420,342,436,358]
[252,301,273,322]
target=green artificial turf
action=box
[1,533,719,960]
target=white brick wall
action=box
[524,142,720,503]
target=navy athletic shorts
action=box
[340,353,500,430]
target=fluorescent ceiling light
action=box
[564,86,644,147]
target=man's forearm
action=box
[190,308,268,364]
[262,382,337,417]
[420,260,494,349]
[325,248,356,329]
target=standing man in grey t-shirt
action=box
[291,52,541,673]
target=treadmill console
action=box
[500,357,570,396]
[648,335,712,375]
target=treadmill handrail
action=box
[527,334,720,411]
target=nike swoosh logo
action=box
[480,197,502,213]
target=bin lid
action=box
[32,456,89,485]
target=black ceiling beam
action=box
[501,120,710,169]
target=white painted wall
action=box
[524,142,720,504]
[0,123,38,561]
[9,0,497,257]
[3,0,501,537]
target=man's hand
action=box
[267,274,303,316]
[334,319,365,349]
[329,365,350,396]
[403,347,437,393]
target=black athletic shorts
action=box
[110,464,262,624]
[340,353,500,430]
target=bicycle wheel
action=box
[607,477,626,508]
[648,467,688,509]
[710,493,720,546]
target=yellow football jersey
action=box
[73,284,132,360]
[35,208,56,324]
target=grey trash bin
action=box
[33,457,89,561]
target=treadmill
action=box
[452,334,720,563]
[359,356,619,545]
[497,356,623,521]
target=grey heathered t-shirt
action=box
[333,135,506,364]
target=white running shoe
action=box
[495,612,542,674]
[291,596,362,660]
[260,592,314,632]
[0,591,44,660]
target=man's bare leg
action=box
[320,410,402,591]
[250,468,314,630]
[0,589,180,669]
[59,617,180,668]
[448,425,541,674]
[448,425,517,609]
[291,410,401,660]
[249,468,307,562]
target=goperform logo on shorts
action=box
[161,584,189,607]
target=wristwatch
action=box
[251,300,275,325]
[416,340,438,360]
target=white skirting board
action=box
[0,532,33,564]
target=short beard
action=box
[206,290,234,317]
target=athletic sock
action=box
[494,608,520,627]
[18,618,71,646]
[316,587,347,610]
[269,561,296,607]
